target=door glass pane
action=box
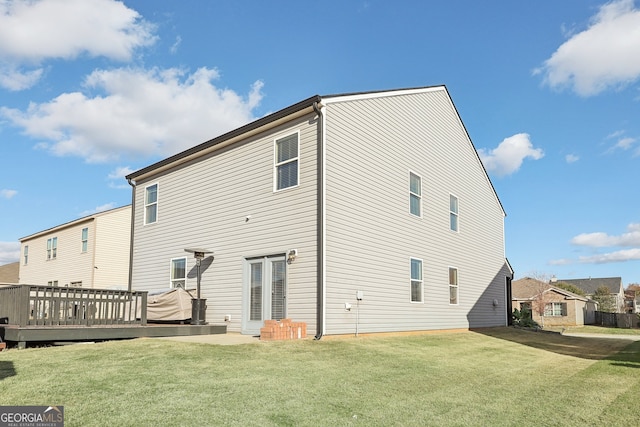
[271,260,286,321]
[250,262,263,321]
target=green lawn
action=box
[1,328,639,426]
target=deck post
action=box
[18,286,30,327]
[140,292,147,326]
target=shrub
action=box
[513,307,540,329]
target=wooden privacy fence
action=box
[0,285,147,327]
[594,311,639,328]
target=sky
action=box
[1,0,639,286]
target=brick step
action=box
[260,319,307,341]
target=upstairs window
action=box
[24,245,28,265]
[449,267,458,305]
[409,172,422,217]
[170,257,186,288]
[449,194,459,232]
[145,184,158,224]
[275,133,299,191]
[47,237,57,260]
[410,258,423,303]
[81,227,88,253]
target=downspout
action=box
[313,101,325,340]
[127,178,136,292]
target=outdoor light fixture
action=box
[287,249,298,264]
[184,248,213,325]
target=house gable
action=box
[320,86,509,333]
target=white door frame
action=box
[241,255,287,335]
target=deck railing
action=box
[0,285,147,327]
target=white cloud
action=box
[565,154,579,163]
[614,137,637,150]
[607,130,626,139]
[477,133,544,177]
[578,248,640,264]
[0,66,44,91]
[555,222,640,265]
[79,202,117,217]
[108,166,135,189]
[0,189,17,199]
[548,258,573,266]
[0,0,156,90]
[108,166,135,180]
[0,67,264,163]
[536,0,640,96]
[0,241,20,265]
[571,223,640,247]
[170,36,182,54]
[605,130,639,155]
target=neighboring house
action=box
[0,261,19,286]
[126,86,513,337]
[512,277,593,326]
[19,206,131,289]
[555,277,625,313]
[623,290,638,314]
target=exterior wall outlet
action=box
[224,314,231,322]
[356,290,364,300]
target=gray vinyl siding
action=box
[131,114,319,333]
[323,88,508,334]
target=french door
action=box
[242,255,287,335]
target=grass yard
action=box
[1,328,639,426]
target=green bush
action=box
[513,307,540,328]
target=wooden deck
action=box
[0,284,227,349]
[1,323,227,349]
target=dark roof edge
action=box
[126,95,322,180]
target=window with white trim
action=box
[81,227,88,253]
[449,267,458,305]
[170,257,187,288]
[449,194,459,232]
[47,237,57,260]
[544,302,567,317]
[145,184,158,224]
[274,133,299,190]
[410,258,423,303]
[23,245,28,265]
[410,172,422,217]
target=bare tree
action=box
[526,272,555,329]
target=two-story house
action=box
[556,277,625,313]
[19,205,131,289]
[126,86,512,337]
